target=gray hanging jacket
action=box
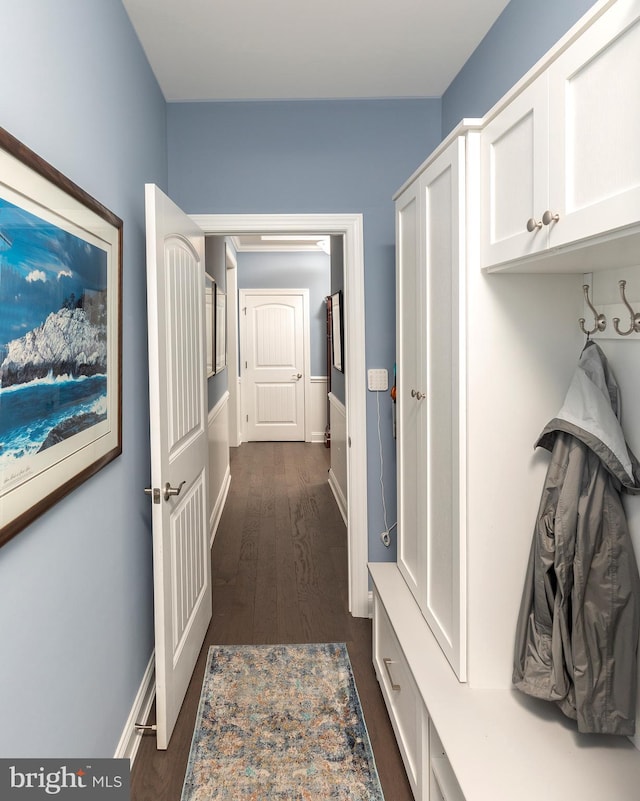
[513,340,640,735]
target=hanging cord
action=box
[376,388,397,547]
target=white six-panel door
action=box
[240,289,309,442]
[145,184,212,749]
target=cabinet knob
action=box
[542,209,560,226]
[411,389,425,400]
[526,217,543,232]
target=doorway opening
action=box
[193,213,368,618]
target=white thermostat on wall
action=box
[367,368,388,392]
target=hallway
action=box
[131,442,412,800]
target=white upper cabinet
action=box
[548,0,640,247]
[482,0,640,272]
[481,73,550,267]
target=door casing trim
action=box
[191,213,368,618]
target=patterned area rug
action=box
[181,642,385,800]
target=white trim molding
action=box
[191,213,369,618]
[310,376,328,444]
[114,651,156,764]
[208,391,231,546]
[224,242,242,448]
[328,391,347,523]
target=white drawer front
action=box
[374,592,421,795]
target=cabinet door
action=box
[396,181,427,609]
[396,138,468,682]
[548,0,640,248]
[481,73,550,268]
[422,138,467,681]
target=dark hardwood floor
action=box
[131,442,413,800]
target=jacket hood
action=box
[536,341,640,493]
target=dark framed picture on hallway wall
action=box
[215,283,226,373]
[0,126,123,548]
[331,290,344,373]
[204,273,215,377]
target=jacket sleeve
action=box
[512,433,574,708]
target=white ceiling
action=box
[121,0,510,102]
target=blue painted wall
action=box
[442,0,598,136]
[0,1,166,757]
[237,250,330,376]
[167,99,442,562]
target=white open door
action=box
[240,289,309,442]
[145,184,212,749]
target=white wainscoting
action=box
[209,391,231,545]
[309,376,328,443]
[328,392,347,524]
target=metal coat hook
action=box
[579,284,606,336]
[612,280,640,336]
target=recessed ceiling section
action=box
[122,0,510,102]
[231,235,331,254]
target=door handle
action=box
[291,373,302,380]
[144,487,161,504]
[163,480,186,501]
[383,658,401,691]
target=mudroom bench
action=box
[369,562,640,801]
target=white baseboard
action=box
[311,431,327,444]
[328,467,347,526]
[210,466,231,547]
[114,651,156,763]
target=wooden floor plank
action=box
[131,442,412,801]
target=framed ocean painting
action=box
[0,127,122,547]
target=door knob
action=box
[163,480,186,501]
[526,217,543,232]
[291,373,302,380]
[542,210,560,225]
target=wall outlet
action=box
[368,368,388,391]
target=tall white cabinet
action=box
[371,2,640,799]
[396,136,468,681]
